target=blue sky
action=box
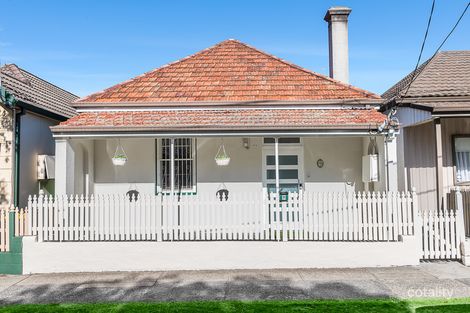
[1,0,469,97]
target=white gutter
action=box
[52,130,382,139]
[433,114,470,118]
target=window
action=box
[455,137,470,183]
[158,138,195,192]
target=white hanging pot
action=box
[215,143,230,166]
[112,140,128,166]
[112,155,127,166]
[215,157,230,166]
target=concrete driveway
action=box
[1,262,470,305]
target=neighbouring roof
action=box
[382,51,470,102]
[52,108,386,133]
[76,39,379,106]
[0,64,78,118]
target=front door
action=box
[262,141,304,194]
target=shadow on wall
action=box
[0,179,9,207]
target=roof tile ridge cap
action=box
[6,64,79,99]
[438,50,470,54]
[0,63,32,86]
[75,40,232,104]
[232,40,381,100]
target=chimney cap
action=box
[324,6,352,22]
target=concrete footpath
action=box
[1,262,470,305]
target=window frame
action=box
[452,134,470,185]
[155,138,197,194]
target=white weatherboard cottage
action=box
[21,7,424,274]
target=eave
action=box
[51,125,383,139]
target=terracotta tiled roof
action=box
[53,108,386,132]
[0,64,78,118]
[76,39,379,105]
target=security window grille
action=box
[160,138,195,191]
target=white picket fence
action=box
[419,188,466,260]
[17,188,470,261]
[0,207,29,252]
[26,191,417,243]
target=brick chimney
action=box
[324,6,352,84]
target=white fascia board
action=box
[433,113,470,118]
[53,130,384,139]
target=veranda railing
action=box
[26,191,418,243]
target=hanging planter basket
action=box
[112,140,128,166]
[112,156,127,166]
[215,143,230,166]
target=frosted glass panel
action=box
[267,169,298,180]
[266,155,298,165]
[455,138,470,183]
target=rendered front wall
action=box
[56,136,387,196]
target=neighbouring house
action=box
[0,64,78,209]
[17,7,434,274]
[382,51,470,213]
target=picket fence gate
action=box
[26,191,417,243]
[419,188,467,260]
[419,208,462,260]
